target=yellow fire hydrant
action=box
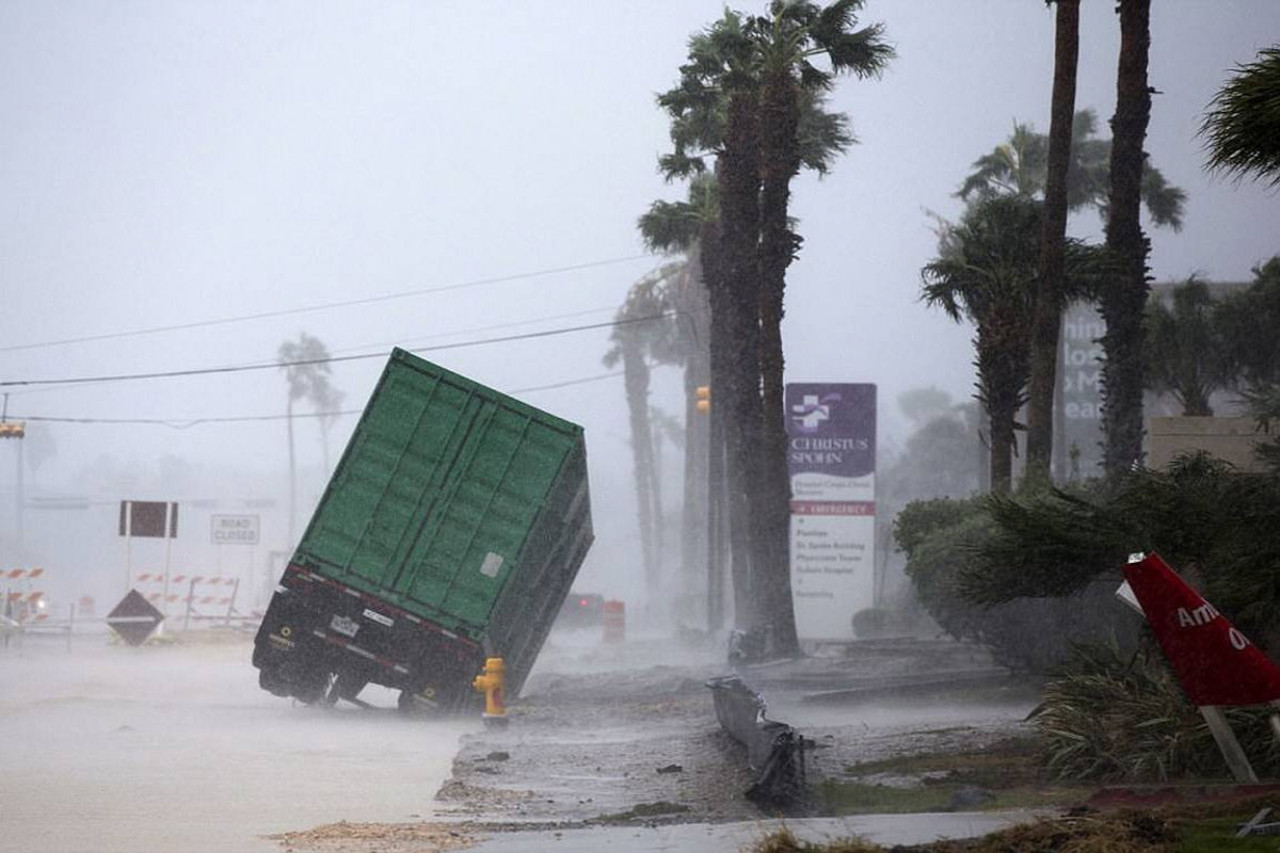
[472,657,508,728]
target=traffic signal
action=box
[695,386,711,414]
[0,421,24,439]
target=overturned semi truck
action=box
[252,348,593,713]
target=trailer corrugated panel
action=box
[254,348,592,708]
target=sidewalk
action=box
[466,810,1051,852]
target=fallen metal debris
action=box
[706,675,807,808]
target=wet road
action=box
[0,631,473,853]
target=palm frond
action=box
[1202,47,1280,187]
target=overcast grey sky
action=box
[2,2,1278,598]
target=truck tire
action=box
[258,666,290,697]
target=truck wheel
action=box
[259,666,290,697]
[291,669,332,705]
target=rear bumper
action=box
[252,564,485,708]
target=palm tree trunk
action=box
[701,225,730,632]
[622,340,659,592]
[1100,0,1153,477]
[757,66,802,654]
[719,91,764,630]
[989,406,1016,494]
[1026,0,1080,484]
[680,248,713,629]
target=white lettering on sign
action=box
[1229,627,1249,651]
[211,515,260,546]
[1176,602,1220,627]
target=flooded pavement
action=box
[0,628,1050,851]
[440,632,1048,847]
[0,630,473,853]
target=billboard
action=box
[786,383,876,640]
[1058,303,1105,477]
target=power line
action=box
[16,372,625,429]
[0,313,670,388]
[0,304,621,400]
[0,254,653,354]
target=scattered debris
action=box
[1237,806,1280,836]
[656,763,684,774]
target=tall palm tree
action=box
[958,105,1185,483]
[659,9,765,631]
[278,332,341,547]
[1202,47,1280,187]
[604,267,684,595]
[638,177,720,629]
[658,3,888,650]
[752,0,891,655]
[1099,0,1153,477]
[1025,0,1080,484]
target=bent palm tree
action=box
[604,266,685,596]
[959,109,1185,231]
[638,176,720,628]
[278,332,341,546]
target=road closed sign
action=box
[211,515,260,546]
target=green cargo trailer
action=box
[252,348,593,712]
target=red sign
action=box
[1123,553,1280,706]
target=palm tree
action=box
[659,9,766,632]
[1144,278,1231,417]
[1202,47,1280,187]
[604,266,684,595]
[1215,257,1280,392]
[752,0,892,655]
[278,332,340,547]
[958,107,1186,484]
[958,109,1185,230]
[923,196,1043,493]
[1025,0,1080,484]
[1099,0,1153,477]
[657,3,889,651]
[638,177,720,629]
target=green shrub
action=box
[1032,642,1280,781]
[896,496,1137,673]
